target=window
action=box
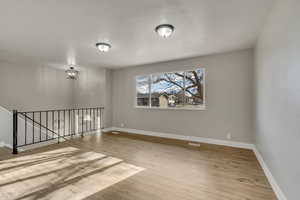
[135,68,205,110]
[136,75,150,107]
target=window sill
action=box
[134,106,206,111]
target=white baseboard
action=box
[253,147,287,200]
[104,127,254,149]
[101,127,114,132]
[0,141,26,152]
[0,141,13,149]
[103,127,287,200]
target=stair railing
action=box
[12,107,104,154]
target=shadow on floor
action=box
[0,147,144,200]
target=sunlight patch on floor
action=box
[0,147,144,200]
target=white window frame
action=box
[135,68,206,111]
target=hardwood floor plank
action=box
[0,131,277,200]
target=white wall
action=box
[255,0,300,199]
[0,106,13,147]
[112,49,254,143]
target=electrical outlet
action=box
[120,123,125,127]
[226,132,232,140]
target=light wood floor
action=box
[0,131,277,200]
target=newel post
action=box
[13,110,18,154]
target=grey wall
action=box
[73,67,112,128]
[112,49,254,143]
[72,67,106,108]
[255,0,300,199]
[0,61,73,111]
[104,69,113,128]
[0,62,75,146]
[0,61,112,139]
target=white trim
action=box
[0,141,7,148]
[135,105,207,111]
[101,127,114,132]
[0,106,12,115]
[0,141,23,151]
[253,147,287,200]
[104,127,254,150]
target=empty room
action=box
[0,0,298,199]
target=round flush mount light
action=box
[155,24,175,38]
[96,42,111,52]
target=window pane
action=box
[151,72,185,108]
[136,76,150,106]
[184,69,205,108]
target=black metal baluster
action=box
[92,108,94,131]
[52,111,54,139]
[87,108,89,131]
[99,108,101,129]
[72,109,75,136]
[75,109,77,135]
[83,108,85,133]
[76,109,77,135]
[96,108,98,130]
[90,108,92,132]
[85,109,88,132]
[91,109,93,131]
[93,108,95,130]
[100,108,102,129]
[81,109,84,137]
[72,110,74,136]
[39,112,42,142]
[70,110,72,136]
[32,112,35,144]
[64,110,66,136]
[68,110,72,136]
[46,111,48,140]
[73,109,75,135]
[74,109,76,135]
[25,112,27,145]
[100,108,103,129]
[87,108,89,132]
[58,111,60,143]
[90,109,92,131]
[73,110,79,135]
[13,110,18,154]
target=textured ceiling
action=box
[0,0,274,69]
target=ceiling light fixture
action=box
[155,24,175,38]
[96,42,111,52]
[65,66,79,80]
